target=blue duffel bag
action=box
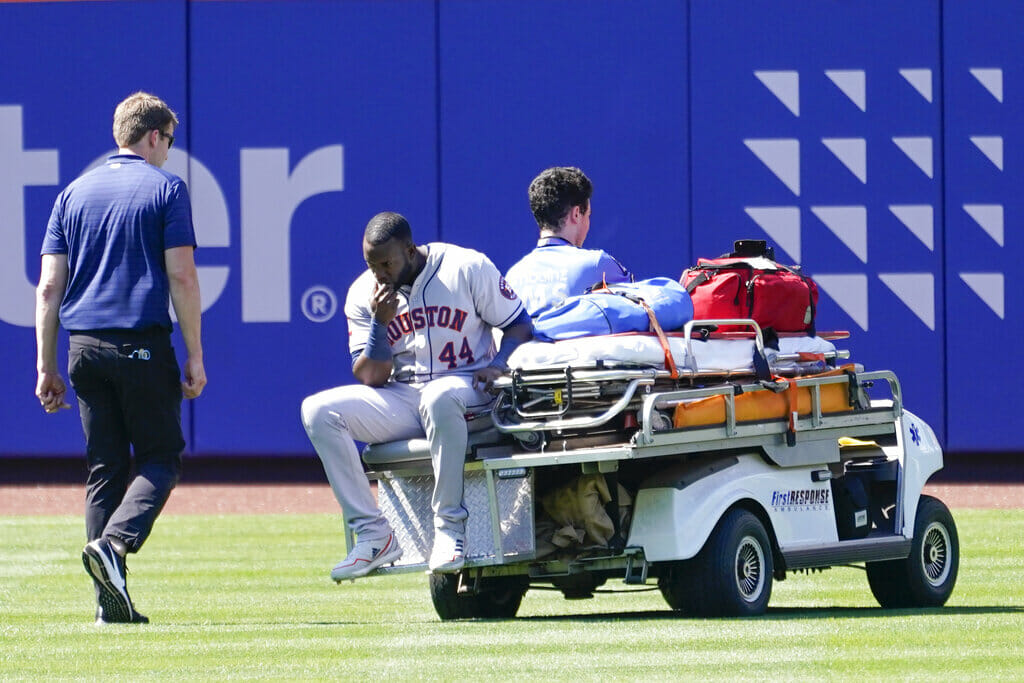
[532,277,694,342]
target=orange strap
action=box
[591,282,679,378]
[783,377,798,435]
[640,299,679,379]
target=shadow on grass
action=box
[514,604,1024,622]
[159,606,1024,627]
[160,619,380,627]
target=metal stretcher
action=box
[491,319,854,443]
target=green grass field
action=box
[2,509,1022,680]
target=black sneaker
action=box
[82,538,139,624]
[95,605,149,626]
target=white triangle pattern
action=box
[822,138,867,183]
[970,68,1004,103]
[744,139,801,196]
[754,70,800,116]
[962,204,1004,246]
[889,205,934,250]
[970,136,1004,171]
[892,137,934,178]
[811,206,868,263]
[825,70,866,111]
[814,274,869,331]
[959,272,1005,319]
[899,68,933,103]
[736,66,1007,337]
[744,207,801,262]
[878,273,935,330]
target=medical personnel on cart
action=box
[506,167,632,317]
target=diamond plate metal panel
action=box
[377,474,434,565]
[377,469,534,567]
[494,471,535,560]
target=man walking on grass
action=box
[35,91,206,625]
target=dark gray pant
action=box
[69,330,184,553]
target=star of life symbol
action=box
[744,67,1006,331]
[910,423,921,446]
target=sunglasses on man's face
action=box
[156,130,175,148]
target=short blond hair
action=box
[112,92,178,147]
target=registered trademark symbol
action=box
[301,285,338,323]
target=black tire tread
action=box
[658,508,773,617]
[429,573,528,620]
[866,494,959,609]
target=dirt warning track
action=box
[2,453,1020,515]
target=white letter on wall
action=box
[240,145,344,322]
[0,106,59,327]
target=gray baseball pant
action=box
[300,374,493,541]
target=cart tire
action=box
[866,495,959,608]
[658,508,773,617]
[429,573,528,620]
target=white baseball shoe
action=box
[330,533,402,582]
[428,528,466,573]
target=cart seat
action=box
[361,414,500,469]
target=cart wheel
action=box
[866,495,959,608]
[429,573,528,620]
[658,508,773,617]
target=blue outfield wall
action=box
[0,0,190,455]
[690,0,947,442]
[0,0,1020,456]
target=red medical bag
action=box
[681,241,819,334]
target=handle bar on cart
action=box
[491,377,656,433]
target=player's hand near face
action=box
[371,281,399,323]
[354,281,399,388]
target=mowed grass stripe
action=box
[0,510,1021,680]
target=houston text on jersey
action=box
[386,306,468,344]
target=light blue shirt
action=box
[505,237,632,317]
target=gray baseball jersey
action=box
[346,242,524,382]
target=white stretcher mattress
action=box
[507,333,836,374]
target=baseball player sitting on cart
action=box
[301,211,533,580]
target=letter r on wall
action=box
[240,145,344,322]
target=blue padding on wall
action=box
[0,0,188,455]
[942,0,1022,450]
[689,0,946,443]
[438,0,690,283]
[3,0,1024,455]
[186,1,439,453]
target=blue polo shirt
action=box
[41,154,197,331]
[505,237,632,317]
